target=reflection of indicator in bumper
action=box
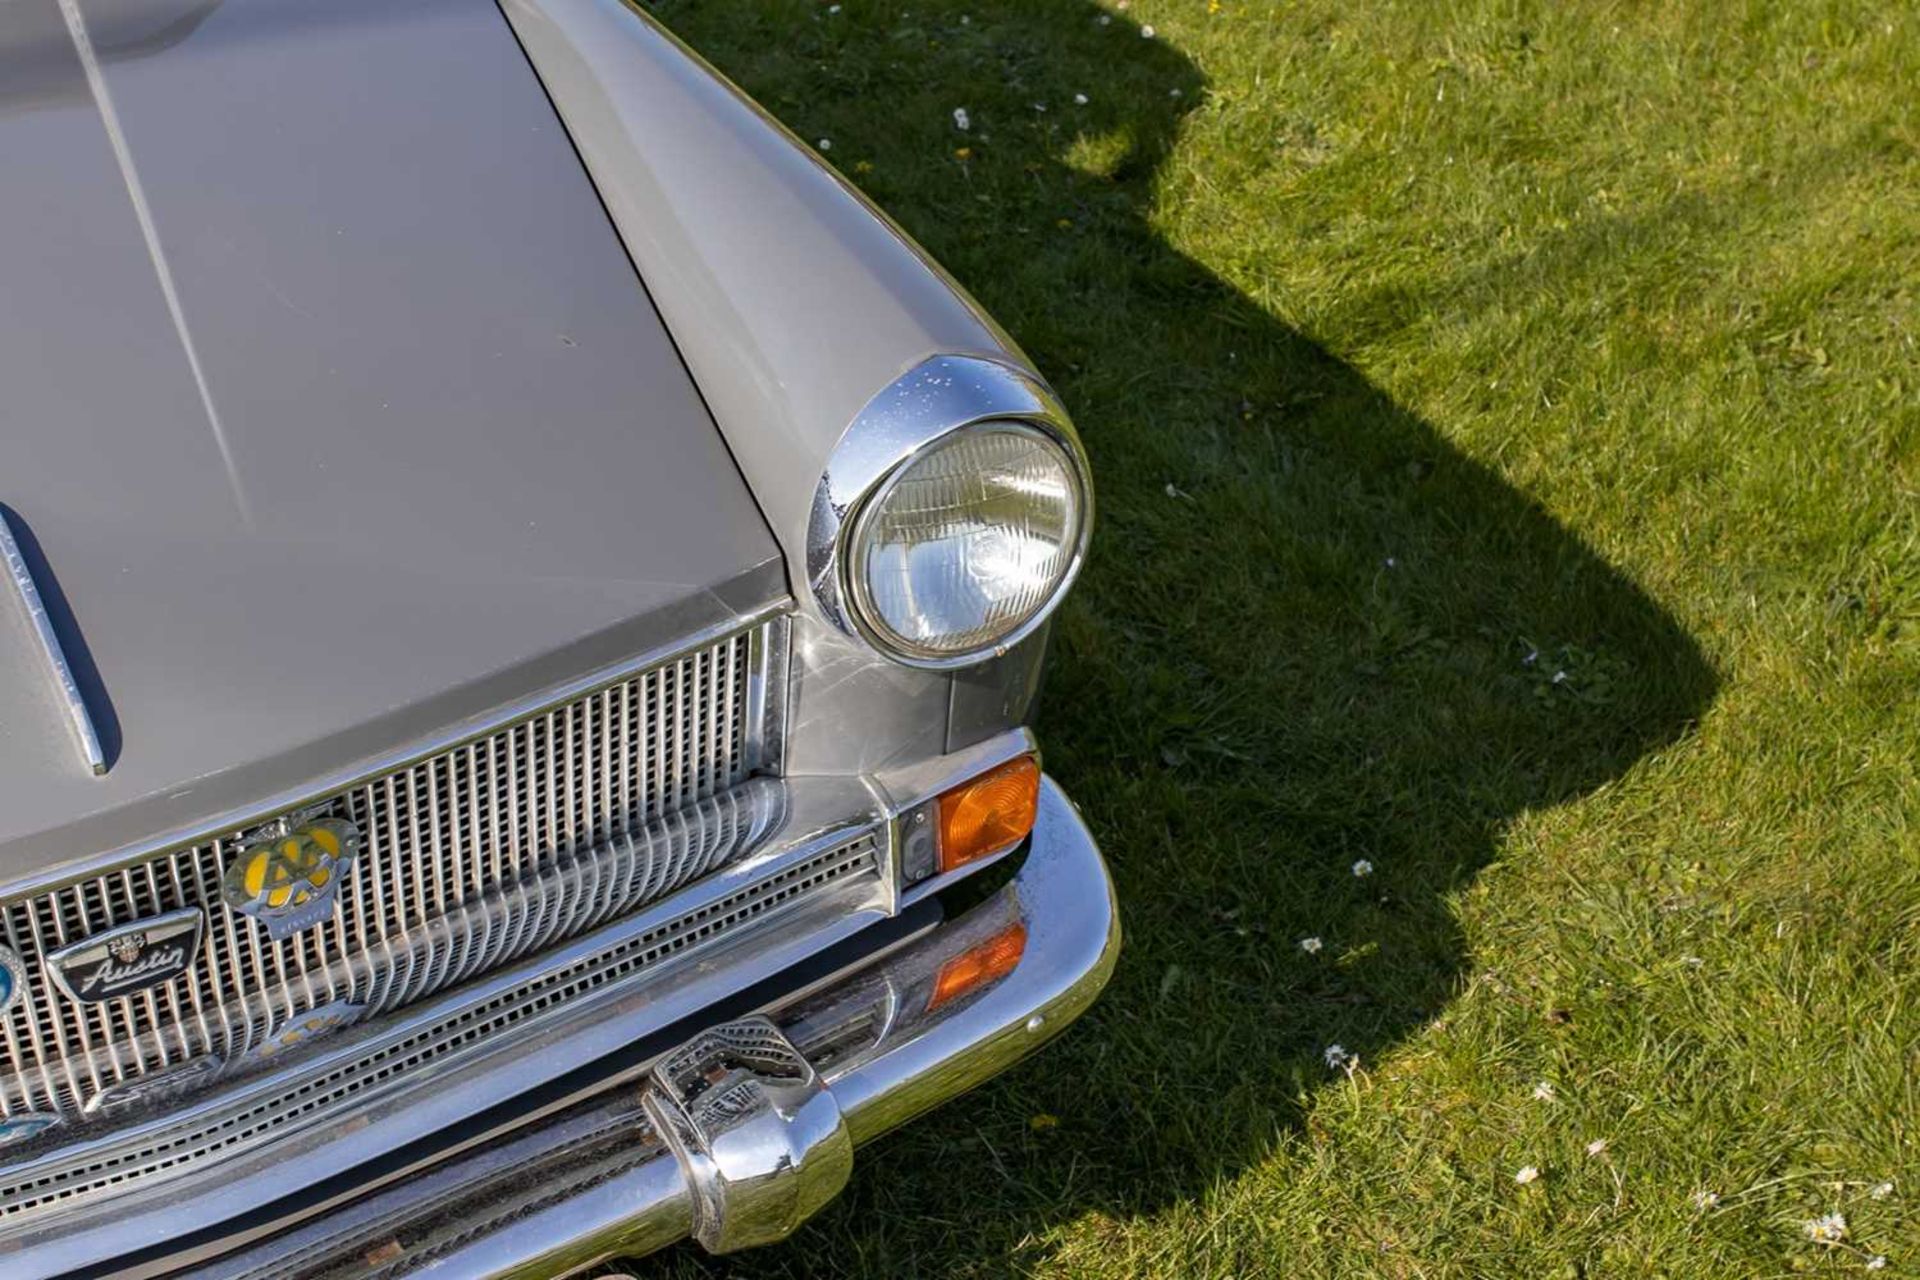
[200,775,1118,1275]
[929,922,1028,1011]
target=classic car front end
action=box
[0,0,1116,1275]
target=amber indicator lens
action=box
[937,756,1041,874]
[928,922,1028,1011]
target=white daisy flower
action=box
[1691,1189,1720,1209]
[1298,936,1323,954]
[1141,23,1155,37]
[1514,1166,1540,1185]
[952,107,971,131]
[1323,1044,1352,1069]
[1531,1081,1556,1102]
[1803,1212,1848,1245]
[817,138,832,150]
[1870,1181,1895,1200]
[1073,92,1089,105]
[1866,1257,1887,1271]
[1352,859,1374,878]
[1585,1138,1608,1157]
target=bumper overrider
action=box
[178,777,1115,1279]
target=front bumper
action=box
[187,776,1117,1279]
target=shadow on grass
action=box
[640,0,1717,1273]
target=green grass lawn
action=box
[639,0,1918,1274]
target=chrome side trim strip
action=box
[0,513,106,777]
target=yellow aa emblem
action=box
[224,817,361,939]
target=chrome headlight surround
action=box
[807,356,1093,670]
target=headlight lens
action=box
[846,421,1086,664]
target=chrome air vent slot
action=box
[0,622,776,1124]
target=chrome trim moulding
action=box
[743,611,789,775]
[187,775,1117,1280]
[0,607,789,905]
[804,355,1094,670]
[0,512,107,777]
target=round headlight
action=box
[845,420,1088,665]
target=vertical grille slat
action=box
[0,625,769,1121]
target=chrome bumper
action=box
[189,777,1117,1279]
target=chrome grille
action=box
[0,623,771,1123]
[0,826,881,1224]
